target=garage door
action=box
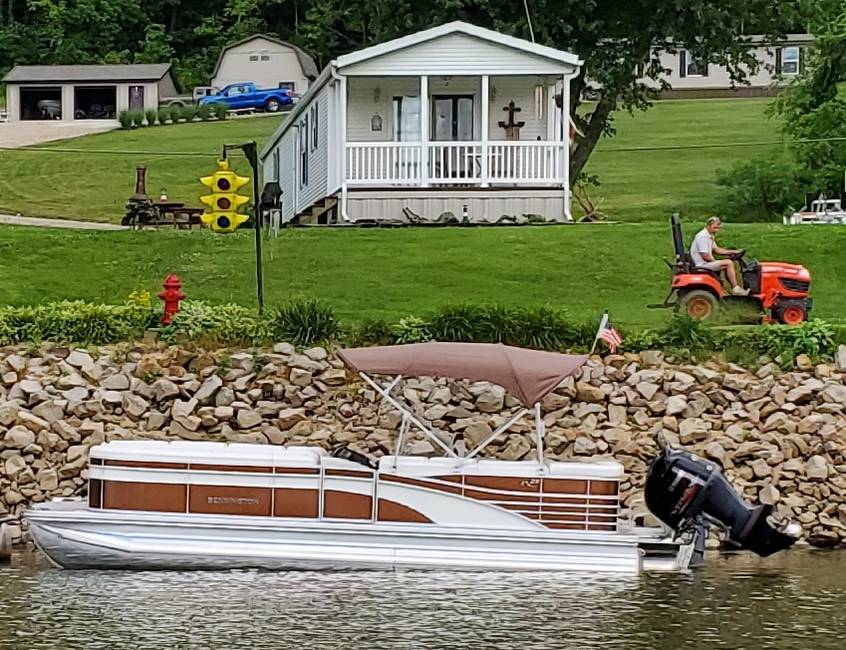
[74,86,117,119]
[19,87,62,120]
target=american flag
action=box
[594,312,623,353]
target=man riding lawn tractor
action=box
[652,215,813,324]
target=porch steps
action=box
[294,196,339,225]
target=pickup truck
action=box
[198,82,293,113]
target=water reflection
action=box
[1,550,844,649]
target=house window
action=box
[311,105,319,151]
[249,55,259,62]
[260,54,270,61]
[300,116,309,186]
[679,50,708,78]
[392,96,421,142]
[279,82,295,93]
[780,46,801,75]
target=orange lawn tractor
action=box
[651,214,813,324]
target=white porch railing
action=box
[345,141,565,186]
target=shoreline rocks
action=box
[2,342,846,549]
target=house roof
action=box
[211,33,319,81]
[3,63,172,83]
[336,21,583,70]
[259,22,582,160]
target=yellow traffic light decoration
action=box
[199,159,251,233]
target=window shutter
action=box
[775,48,782,74]
[798,47,805,74]
[679,50,687,78]
[701,61,708,77]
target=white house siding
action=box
[346,78,418,142]
[213,37,310,94]
[341,32,577,76]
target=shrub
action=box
[715,156,806,222]
[212,102,228,120]
[0,301,154,346]
[127,110,145,128]
[197,103,212,121]
[180,104,199,122]
[145,109,158,126]
[349,318,394,346]
[169,104,182,123]
[118,111,133,129]
[391,316,432,343]
[267,298,339,346]
[657,315,717,351]
[157,107,171,125]
[161,301,264,346]
[756,319,837,363]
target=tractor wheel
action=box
[775,304,807,325]
[678,290,719,321]
[265,98,281,113]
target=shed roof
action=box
[3,63,172,83]
[211,33,319,81]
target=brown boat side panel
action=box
[191,463,273,474]
[326,469,374,478]
[275,467,320,475]
[324,490,373,519]
[500,503,542,512]
[274,488,319,518]
[434,475,463,484]
[539,512,588,523]
[377,499,432,524]
[382,474,462,495]
[541,496,590,505]
[102,481,187,513]
[88,479,102,509]
[463,488,539,503]
[588,480,620,496]
[465,476,541,492]
[189,485,272,517]
[542,478,588,494]
[103,459,188,470]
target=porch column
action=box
[420,75,429,187]
[480,75,490,188]
[340,74,349,221]
[561,73,572,221]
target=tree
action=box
[298,0,804,179]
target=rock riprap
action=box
[2,343,846,549]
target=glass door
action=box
[431,95,474,179]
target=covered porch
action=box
[343,74,570,189]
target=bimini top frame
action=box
[337,343,588,470]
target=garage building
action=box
[2,64,178,122]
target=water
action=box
[1,550,844,649]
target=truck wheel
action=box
[265,98,281,113]
[775,304,807,325]
[678,290,718,320]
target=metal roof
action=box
[2,63,172,83]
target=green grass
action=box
[1,223,842,327]
[0,116,283,222]
[584,98,784,221]
[0,99,783,223]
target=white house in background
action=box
[639,34,814,98]
[211,34,318,95]
[259,22,582,225]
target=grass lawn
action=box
[584,98,785,222]
[0,116,283,223]
[0,99,783,223]
[1,223,842,328]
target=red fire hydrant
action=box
[158,274,185,325]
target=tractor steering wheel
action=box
[729,249,746,261]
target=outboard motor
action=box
[645,446,801,557]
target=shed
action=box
[211,34,318,95]
[2,64,178,122]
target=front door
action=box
[432,95,474,179]
[128,86,144,112]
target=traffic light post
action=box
[200,141,264,313]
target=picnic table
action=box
[126,200,204,229]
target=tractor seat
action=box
[678,252,721,278]
[692,266,721,278]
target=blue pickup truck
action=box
[198,82,294,113]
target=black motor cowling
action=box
[645,447,800,557]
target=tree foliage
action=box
[0,0,805,176]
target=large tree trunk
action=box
[569,93,616,180]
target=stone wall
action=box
[2,343,846,548]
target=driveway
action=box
[0,214,127,231]
[0,120,119,148]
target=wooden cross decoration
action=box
[498,101,525,140]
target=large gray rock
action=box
[475,385,505,413]
[806,455,829,481]
[576,382,605,403]
[152,378,180,402]
[236,409,263,429]
[4,425,36,448]
[101,374,130,391]
[665,395,687,417]
[821,384,846,405]
[66,349,94,369]
[4,453,27,478]
[194,374,223,403]
[836,344,846,372]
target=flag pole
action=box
[590,310,608,355]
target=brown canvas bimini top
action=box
[337,342,588,407]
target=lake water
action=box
[1,549,844,649]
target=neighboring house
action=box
[259,21,582,225]
[210,34,318,95]
[2,64,177,122]
[639,34,815,98]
